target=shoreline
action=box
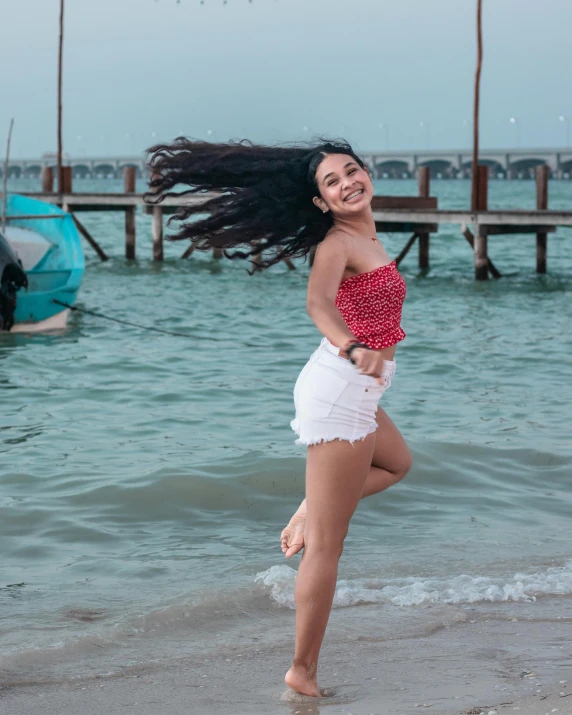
[2,601,571,715]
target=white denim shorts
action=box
[290,337,396,447]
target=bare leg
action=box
[281,407,412,558]
[284,432,376,697]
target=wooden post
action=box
[71,214,109,261]
[2,118,14,236]
[124,167,136,260]
[57,0,65,195]
[251,242,263,271]
[152,205,163,261]
[418,166,430,269]
[474,164,489,280]
[461,224,501,278]
[395,234,419,268]
[124,166,136,193]
[41,166,54,192]
[474,225,488,280]
[536,165,548,273]
[470,0,483,212]
[181,243,196,259]
[61,166,72,194]
[477,165,488,211]
[148,172,163,261]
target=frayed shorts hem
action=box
[290,419,378,448]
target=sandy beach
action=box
[2,598,572,715]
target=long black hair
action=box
[144,137,365,271]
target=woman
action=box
[146,137,412,698]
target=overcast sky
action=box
[1,0,571,158]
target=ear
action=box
[312,195,328,213]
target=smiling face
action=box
[312,153,373,217]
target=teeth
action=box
[345,190,363,201]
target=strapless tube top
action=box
[334,260,406,349]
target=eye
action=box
[327,179,338,186]
[348,168,357,174]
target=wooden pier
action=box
[3,166,572,280]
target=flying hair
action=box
[144,137,365,271]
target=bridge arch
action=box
[6,166,22,179]
[559,158,572,178]
[461,159,505,178]
[374,160,411,179]
[23,164,43,178]
[508,158,550,179]
[417,159,454,178]
[93,163,117,179]
[72,164,92,179]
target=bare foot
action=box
[285,664,321,698]
[280,508,306,559]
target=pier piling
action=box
[417,167,430,270]
[71,215,109,261]
[474,164,489,280]
[148,172,164,262]
[60,166,72,195]
[180,243,196,260]
[124,167,137,260]
[152,205,163,261]
[395,234,419,268]
[536,165,548,273]
[41,167,54,193]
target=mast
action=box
[57,0,65,193]
[471,0,483,211]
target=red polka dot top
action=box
[335,261,406,349]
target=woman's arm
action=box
[306,234,356,349]
[306,234,387,383]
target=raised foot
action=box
[284,665,321,698]
[280,513,306,558]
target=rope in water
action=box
[52,299,224,341]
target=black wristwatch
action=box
[347,342,368,364]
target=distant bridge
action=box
[360,148,572,179]
[5,148,572,180]
[3,155,148,180]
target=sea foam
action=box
[255,559,572,609]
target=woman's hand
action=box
[351,348,386,384]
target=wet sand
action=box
[2,604,572,715]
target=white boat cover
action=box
[4,226,52,271]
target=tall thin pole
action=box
[2,119,15,235]
[57,0,65,193]
[471,0,483,211]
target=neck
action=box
[332,210,376,239]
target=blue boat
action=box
[0,194,85,332]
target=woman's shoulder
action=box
[321,228,352,249]
[312,230,351,274]
[316,229,351,259]
[320,228,368,265]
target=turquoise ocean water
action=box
[1,177,571,688]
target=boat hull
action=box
[9,308,69,333]
[3,194,85,330]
